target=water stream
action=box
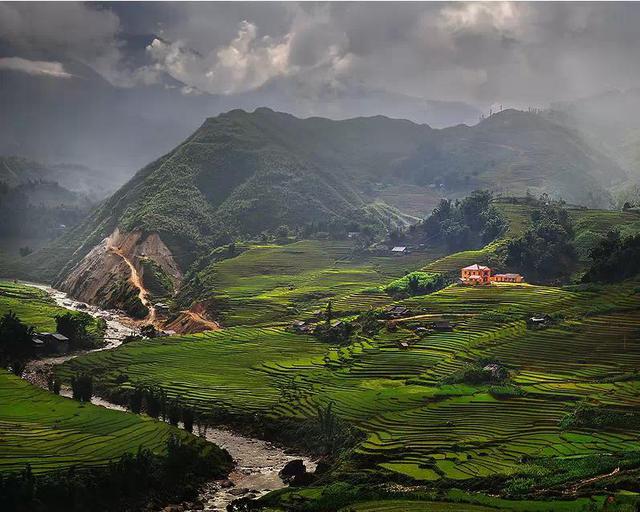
[21,282,315,511]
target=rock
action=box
[279,459,306,483]
[219,479,234,488]
[192,502,204,510]
[228,487,250,496]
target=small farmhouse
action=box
[32,332,70,354]
[391,246,408,256]
[492,273,525,283]
[460,264,492,285]
[460,264,525,285]
[384,305,411,319]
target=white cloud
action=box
[147,21,291,95]
[0,57,73,78]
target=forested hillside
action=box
[21,107,627,288]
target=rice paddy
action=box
[60,278,640,488]
[0,280,83,332]
[16,206,640,504]
[0,370,202,474]
[191,239,443,325]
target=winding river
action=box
[21,282,315,512]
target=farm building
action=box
[385,305,411,319]
[483,363,508,380]
[461,264,525,285]
[32,332,70,354]
[291,320,315,334]
[460,264,492,285]
[391,246,408,255]
[527,314,552,329]
[430,320,453,331]
[492,273,525,283]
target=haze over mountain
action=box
[0,35,481,182]
[5,1,640,184]
[21,107,625,303]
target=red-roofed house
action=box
[460,264,491,285]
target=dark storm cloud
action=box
[3,2,640,106]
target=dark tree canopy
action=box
[503,204,577,283]
[420,190,507,251]
[582,231,640,283]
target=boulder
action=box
[279,459,306,483]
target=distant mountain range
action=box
[22,107,627,291]
[0,35,482,184]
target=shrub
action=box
[383,272,448,297]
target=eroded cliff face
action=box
[58,228,182,320]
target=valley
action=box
[3,193,640,510]
[7,3,640,511]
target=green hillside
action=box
[179,240,444,326]
[0,280,102,335]
[0,370,221,474]
[24,108,627,284]
[59,278,640,504]
[51,202,640,510]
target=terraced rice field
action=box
[0,280,82,331]
[0,370,198,474]
[192,240,442,325]
[61,277,640,486]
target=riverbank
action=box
[19,281,315,511]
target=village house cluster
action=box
[460,264,524,285]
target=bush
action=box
[560,403,640,430]
[582,231,640,283]
[383,272,448,297]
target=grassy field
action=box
[0,370,212,474]
[49,205,640,508]
[60,279,640,488]
[188,239,444,326]
[0,280,84,332]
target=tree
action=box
[317,402,339,455]
[55,312,92,344]
[70,374,93,402]
[47,374,61,395]
[143,387,162,419]
[0,311,35,366]
[407,274,421,295]
[503,204,577,282]
[19,246,33,257]
[182,407,195,433]
[356,309,381,337]
[275,225,290,242]
[167,399,181,426]
[325,300,333,327]
[129,386,144,414]
[582,231,640,283]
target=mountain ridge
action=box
[20,107,627,291]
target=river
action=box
[21,282,315,511]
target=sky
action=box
[2,1,640,110]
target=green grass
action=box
[48,206,640,508]
[187,240,443,325]
[0,370,205,474]
[0,280,101,334]
[60,278,640,489]
[344,500,498,511]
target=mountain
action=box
[20,108,625,312]
[0,156,115,199]
[0,38,481,183]
[550,88,640,178]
